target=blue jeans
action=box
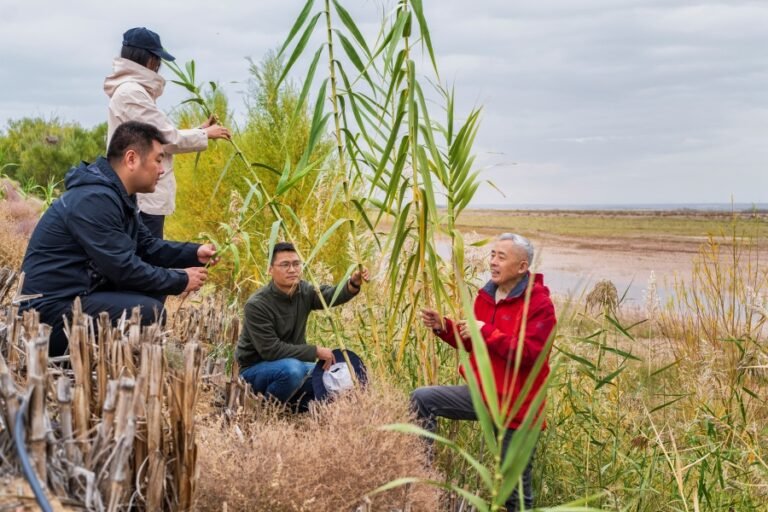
[240,359,315,403]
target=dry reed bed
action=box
[0,179,40,269]
[0,286,204,510]
[196,384,441,511]
[1,271,441,511]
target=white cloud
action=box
[0,0,765,204]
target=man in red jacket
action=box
[412,233,556,511]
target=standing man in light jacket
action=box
[19,121,217,357]
[104,26,231,238]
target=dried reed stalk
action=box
[7,306,22,370]
[107,377,136,512]
[1,295,209,511]
[0,267,17,301]
[171,342,202,511]
[68,315,91,458]
[146,343,165,509]
[56,376,79,464]
[91,379,118,463]
[96,311,111,417]
[0,351,19,436]
[27,327,49,479]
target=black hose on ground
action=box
[13,389,54,512]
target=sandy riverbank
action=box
[466,230,697,304]
[449,208,762,304]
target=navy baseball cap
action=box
[311,349,368,401]
[122,27,175,61]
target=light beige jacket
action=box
[104,58,208,215]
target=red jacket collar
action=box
[478,272,545,304]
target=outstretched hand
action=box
[183,267,208,292]
[420,308,445,331]
[201,115,231,140]
[197,243,220,266]
[204,124,231,140]
[457,319,485,339]
[350,267,370,288]
[200,114,218,129]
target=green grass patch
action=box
[454,209,767,240]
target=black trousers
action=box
[139,212,165,239]
[28,292,165,357]
[411,385,536,512]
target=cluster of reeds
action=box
[0,287,205,511]
[160,1,561,508]
[157,2,768,509]
[167,0,485,346]
[536,216,768,510]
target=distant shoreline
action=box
[458,203,767,213]
[445,205,763,303]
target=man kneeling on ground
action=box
[236,242,369,406]
[411,233,556,512]
[19,121,216,356]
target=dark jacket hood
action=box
[64,157,136,213]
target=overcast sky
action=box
[1,0,766,205]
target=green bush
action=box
[167,52,349,299]
[0,117,106,186]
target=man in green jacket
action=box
[236,242,369,404]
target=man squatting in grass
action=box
[236,242,369,408]
[105,26,231,239]
[413,233,556,512]
[19,121,217,357]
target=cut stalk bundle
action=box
[0,286,207,511]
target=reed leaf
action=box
[278,12,323,87]
[383,9,409,74]
[279,0,316,58]
[210,152,237,200]
[410,0,438,77]
[335,32,375,92]
[332,0,372,58]
[304,217,348,265]
[291,46,324,129]
[382,423,493,489]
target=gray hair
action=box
[498,233,534,263]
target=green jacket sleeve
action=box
[309,281,357,310]
[241,301,317,362]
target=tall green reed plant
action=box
[373,266,603,511]
[165,57,375,366]
[537,218,767,510]
[277,0,486,385]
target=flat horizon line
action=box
[457,202,767,212]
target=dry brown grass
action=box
[195,382,441,511]
[0,179,40,268]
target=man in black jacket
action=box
[19,121,216,356]
[235,242,369,405]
